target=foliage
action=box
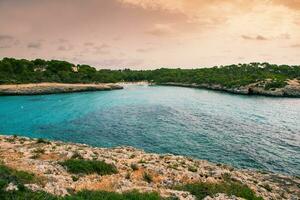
[36,138,51,144]
[130,163,138,171]
[264,80,287,90]
[175,181,263,200]
[0,164,38,189]
[64,190,165,200]
[143,172,153,183]
[59,159,118,175]
[0,58,299,90]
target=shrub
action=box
[125,173,131,180]
[71,175,79,182]
[64,189,166,200]
[0,163,169,199]
[60,159,118,175]
[188,166,197,172]
[0,164,40,190]
[264,80,286,90]
[36,138,51,144]
[143,172,153,183]
[130,163,138,171]
[71,151,84,160]
[175,181,263,200]
[32,148,45,154]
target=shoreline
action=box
[157,81,300,98]
[1,81,300,97]
[0,135,299,199]
[0,82,123,96]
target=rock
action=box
[0,83,123,96]
[5,183,18,191]
[204,193,245,200]
[0,135,299,199]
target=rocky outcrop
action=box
[0,83,123,95]
[159,79,300,97]
[0,135,299,199]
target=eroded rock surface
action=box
[160,79,300,97]
[0,83,123,95]
[0,135,299,199]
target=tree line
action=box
[0,58,299,89]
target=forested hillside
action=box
[1,58,300,89]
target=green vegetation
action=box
[0,163,264,200]
[130,163,138,171]
[175,181,263,200]
[59,159,118,175]
[64,190,168,200]
[1,58,299,89]
[71,151,84,160]
[188,166,198,172]
[0,164,38,187]
[0,164,175,199]
[36,138,51,144]
[143,172,153,183]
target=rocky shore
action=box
[0,135,299,199]
[0,83,123,95]
[159,79,300,97]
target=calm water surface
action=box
[0,85,299,175]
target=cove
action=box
[0,85,299,176]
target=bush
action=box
[130,163,138,171]
[188,166,197,172]
[0,164,40,191]
[64,190,164,200]
[0,164,174,200]
[32,148,45,154]
[175,181,263,200]
[264,80,286,90]
[143,172,153,183]
[71,151,84,160]
[60,159,118,175]
[36,138,51,144]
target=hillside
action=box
[1,58,300,96]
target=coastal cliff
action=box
[159,79,300,97]
[0,135,299,200]
[0,83,123,95]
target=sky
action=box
[0,0,300,69]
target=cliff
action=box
[159,79,300,97]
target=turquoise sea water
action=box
[0,85,299,176]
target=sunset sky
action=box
[0,0,300,69]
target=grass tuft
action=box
[130,163,138,171]
[143,172,153,183]
[36,138,51,144]
[60,159,118,175]
[175,181,263,200]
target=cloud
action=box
[0,35,14,41]
[93,43,110,55]
[58,45,73,51]
[145,23,173,36]
[84,42,94,46]
[58,38,68,43]
[136,48,154,53]
[272,0,300,10]
[241,35,268,41]
[0,34,16,48]
[290,44,300,48]
[95,58,144,68]
[27,42,42,49]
